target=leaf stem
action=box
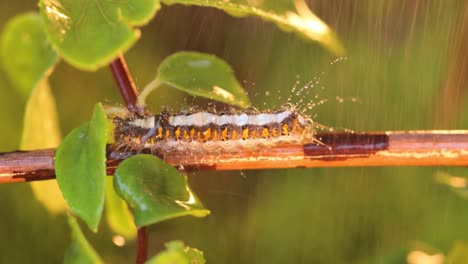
[137,78,162,108]
[1,130,468,183]
[136,227,148,264]
[109,54,140,112]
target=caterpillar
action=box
[108,104,316,158]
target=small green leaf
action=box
[161,0,345,56]
[146,241,205,264]
[105,177,137,240]
[64,214,104,264]
[114,154,210,227]
[39,0,161,70]
[143,52,250,108]
[0,12,58,98]
[447,242,468,264]
[3,13,63,215]
[21,80,68,214]
[55,103,107,231]
[20,80,61,150]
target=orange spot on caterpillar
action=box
[282,124,289,135]
[236,129,241,139]
[175,127,181,139]
[272,128,279,137]
[251,129,257,139]
[190,128,195,140]
[197,131,203,142]
[203,128,211,141]
[165,130,170,141]
[156,127,163,139]
[221,127,228,141]
[261,127,270,138]
[242,128,249,139]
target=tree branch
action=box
[136,227,148,264]
[1,130,468,183]
[109,54,140,112]
[110,53,148,264]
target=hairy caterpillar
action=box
[108,104,317,159]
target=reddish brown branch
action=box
[110,53,148,264]
[1,131,468,183]
[0,149,56,183]
[136,227,148,264]
[109,54,140,112]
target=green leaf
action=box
[39,0,161,70]
[146,241,205,264]
[161,0,345,56]
[5,13,64,215]
[0,12,58,98]
[21,80,68,214]
[140,52,250,108]
[105,177,137,240]
[114,154,210,227]
[55,103,107,231]
[64,214,104,264]
[446,242,468,264]
[20,80,61,150]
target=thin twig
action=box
[1,130,467,183]
[109,54,140,112]
[110,54,149,264]
[110,53,151,263]
[136,227,148,264]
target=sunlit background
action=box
[1,0,468,263]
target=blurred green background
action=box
[1,0,468,263]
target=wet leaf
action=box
[162,0,344,55]
[114,154,210,227]
[21,79,67,214]
[64,214,103,264]
[55,103,107,231]
[0,12,58,98]
[141,52,250,108]
[39,0,160,70]
[105,177,137,240]
[146,241,205,264]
